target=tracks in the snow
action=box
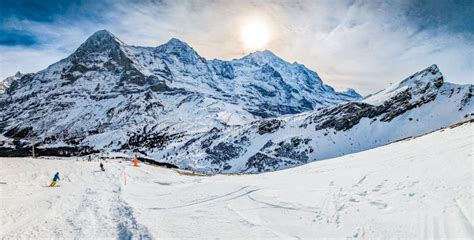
[116,189,152,239]
[62,165,152,239]
[149,185,259,210]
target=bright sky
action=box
[0,0,473,94]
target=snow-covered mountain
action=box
[0,30,359,156]
[0,30,472,173]
[0,71,24,94]
[170,65,473,173]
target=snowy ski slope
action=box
[0,121,472,239]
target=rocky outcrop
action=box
[257,119,283,134]
[0,72,25,94]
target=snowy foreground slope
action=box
[1,122,472,239]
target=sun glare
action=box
[240,20,270,51]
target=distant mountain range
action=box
[174,64,473,173]
[0,30,472,173]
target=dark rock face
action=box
[212,61,235,79]
[273,141,310,162]
[4,126,33,139]
[309,102,378,131]
[0,72,23,94]
[249,137,312,171]
[181,128,251,172]
[245,153,281,172]
[205,142,244,163]
[200,128,222,149]
[248,104,306,118]
[150,82,170,92]
[124,130,184,151]
[307,83,440,132]
[250,84,277,97]
[0,143,98,157]
[3,73,33,95]
[257,119,283,134]
[379,90,437,122]
[245,138,312,172]
[459,86,473,110]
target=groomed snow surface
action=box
[1,123,473,239]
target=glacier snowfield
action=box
[1,122,473,239]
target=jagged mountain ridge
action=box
[125,34,361,117]
[0,30,359,158]
[167,65,473,173]
[1,30,471,174]
[0,72,24,94]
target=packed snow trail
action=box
[1,122,473,239]
[0,159,150,239]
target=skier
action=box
[133,157,139,167]
[50,172,60,187]
[100,162,105,171]
[87,155,91,162]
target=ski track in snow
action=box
[0,159,150,239]
[0,122,473,239]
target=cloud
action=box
[0,0,472,95]
[0,30,38,46]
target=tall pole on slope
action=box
[31,136,37,158]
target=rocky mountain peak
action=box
[13,71,22,78]
[252,50,279,58]
[341,88,362,98]
[162,38,191,48]
[156,38,201,64]
[241,50,284,64]
[86,29,121,44]
[71,30,125,59]
[363,64,445,106]
[158,38,197,55]
[398,64,443,89]
[0,72,25,94]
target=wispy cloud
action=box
[0,30,37,46]
[0,0,472,94]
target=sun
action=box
[240,20,270,51]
